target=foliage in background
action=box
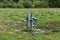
[48,0,60,8]
[0,0,59,8]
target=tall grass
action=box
[0,8,60,40]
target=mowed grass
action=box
[0,8,60,40]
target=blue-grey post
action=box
[27,12,32,28]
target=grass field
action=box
[0,8,60,40]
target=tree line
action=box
[0,0,59,8]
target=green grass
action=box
[0,30,60,40]
[0,8,60,24]
[0,8,60,40]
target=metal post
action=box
[27,12,32,29]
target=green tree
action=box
[0,3,3,8]
[23,1,33,8]
[34,1,48,8]
[13,0,19,2]
[0,0,3,2]
[48,0,60,8]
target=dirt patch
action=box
[0,20,60,32]
[43,23,60,32]
[1,20,27,30]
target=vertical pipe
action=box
[27,12,32,29]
